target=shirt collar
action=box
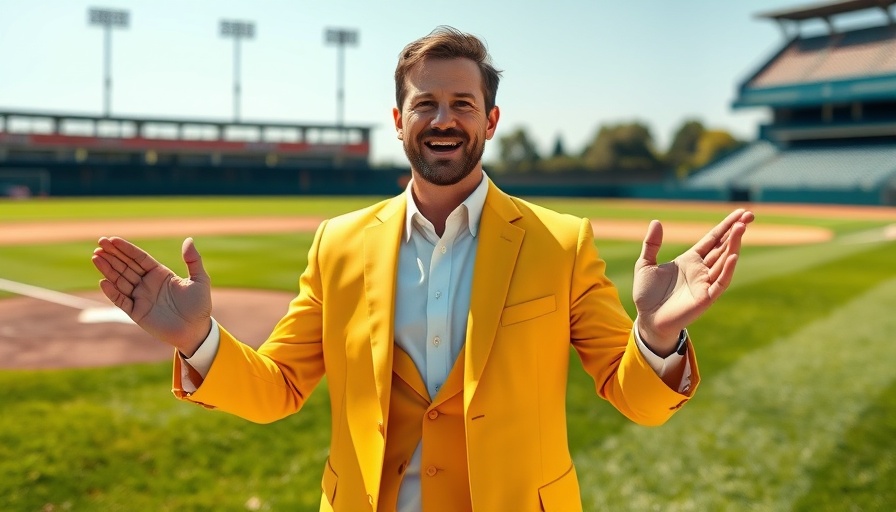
[404,171,490,242]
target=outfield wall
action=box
[2,160,893,206]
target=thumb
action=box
[637,220,663,269]
[182,237,210,285]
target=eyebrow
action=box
[411,92,479,102]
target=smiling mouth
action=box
[424,141,462,153]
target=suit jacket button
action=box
[425,465,438,477]
[428,410,440,420]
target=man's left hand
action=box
[633,209,755,355]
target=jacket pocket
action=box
[501,295,557,326]
[538,463,582,512]
[321,457,338,505]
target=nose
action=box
[430,103,456,130]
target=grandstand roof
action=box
[0,109,374,133]
[756,0,896,22]
[733,23,896,108]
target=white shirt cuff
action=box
[179,319,221,393]
[633,318,691,393]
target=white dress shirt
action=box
[182,171,690,512]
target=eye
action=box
[413,101,435,111]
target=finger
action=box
[637,220,663,268]
[101,236,163,275]
[182,237,210,286]
[97,237,146,276]
[708,253,740,300]
[91,253,136,296]
[692,209,745,258]
[703,210,754,268]
[93,248,143,287]
[703,231,731,268]
[708,221,747,283]
[98,278,134,314]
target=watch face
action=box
[676,330,688,356]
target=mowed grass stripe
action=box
[791,377,896,511]
[574,275,896,511]
[566,242,895,455]
[603,233,894,310]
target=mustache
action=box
[417,128,468,141]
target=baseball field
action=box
[1,195,895,511]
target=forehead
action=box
[404,57,485,102]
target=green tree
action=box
[665,119,705,172]
[551,134,566,158]
[687,130,743,175]
[538,133,584,173]
[582,122,662,172]
[664,119,743,179]
[496,127,541,172]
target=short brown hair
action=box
[395,26,502,113]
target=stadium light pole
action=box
[220,20,255,122]
[88,7,129,118]
[324,28,359,127]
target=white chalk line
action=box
[838,223,896,244]
[0,277,133,324]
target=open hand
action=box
[91,237,212,356]
[633,209,754,354]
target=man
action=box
[92,26,753,512]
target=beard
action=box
[403,128,485,186]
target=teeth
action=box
[428,141,459,146]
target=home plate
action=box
[78,307,134,324]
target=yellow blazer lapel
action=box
[343,194,404,499]
[464,182,524,413]
[362,195,406,422]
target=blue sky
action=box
[0,1,886,165]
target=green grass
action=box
[1,196,895,511]
[0,364,331,511]
[0,196,384,221]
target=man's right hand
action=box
[91,236,213,357]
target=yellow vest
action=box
[379,346,470,512]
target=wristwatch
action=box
[675,329,689,356]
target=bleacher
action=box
[733,145,896,190]
[683,0,896,205]
[688,141,896,188]
[684,141,777,189]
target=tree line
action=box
[490,119,745,179]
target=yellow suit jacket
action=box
[173,181,699,511]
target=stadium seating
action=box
[732,145,896,190]
[684,141,778,189]
[685,141,896,203]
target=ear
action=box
[392,107,403,139]
[485,106,500,140]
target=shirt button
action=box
[440,245,447,254]
[428,410,440,420]
[425,465,438,477]
[435,291,442,299]
[368,494,374,505]
[432,336,441,347]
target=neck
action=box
[411,167,482,237]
